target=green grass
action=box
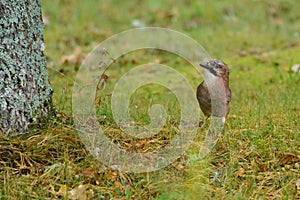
[1,0,300,199]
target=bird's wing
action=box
[227,88,232,103]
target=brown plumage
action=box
[196,59,231,118]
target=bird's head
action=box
[199,59,229,78]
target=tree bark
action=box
[0,0,53,136]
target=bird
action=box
[196,59,231,120]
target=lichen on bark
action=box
[0,0,53,135]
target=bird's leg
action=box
[198,115,209,127]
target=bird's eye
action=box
[215,65,222,69]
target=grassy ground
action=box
[1,0,300,199]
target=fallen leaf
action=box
[58,185,67,196]
[256,175,263,181]
[272,17,283,26]
[60,47,82,65]
[103,170,118,180]
[258,163,268,171]
[239,50,247,57]
[95,179,101,185]
[69,185,87,200]
[97,74,108,90]
[175,163,185,170]
[296,179,300,190]
[114,181,123,189]
[279,154,300,165]
[56,113,63,118]
[136,140,147,148]
[82,167,95,177]
[235,167,246,177]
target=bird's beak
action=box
[199,61,217,76]
[199,62,210,70]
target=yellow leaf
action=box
[235,167,245,177]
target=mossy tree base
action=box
[0,0,53,136]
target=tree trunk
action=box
[0,0,53,136]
